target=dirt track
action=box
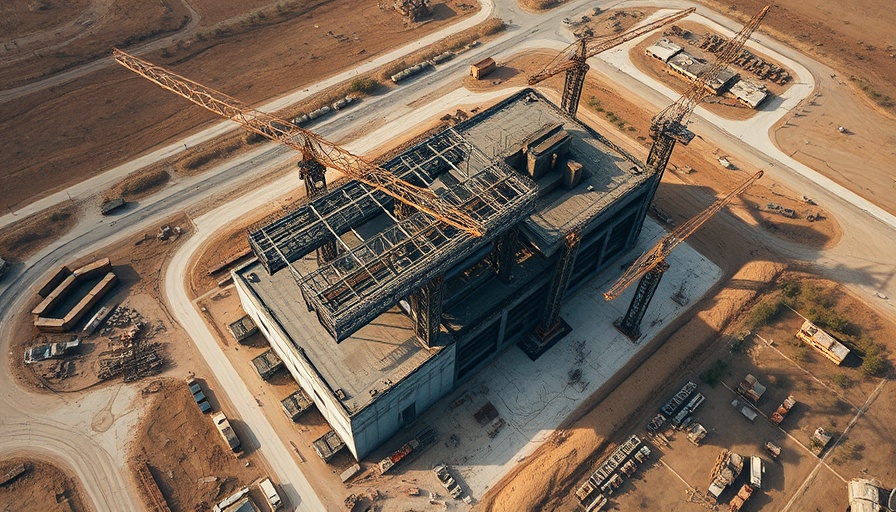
[0,0,475,210]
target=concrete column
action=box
[410,276,444,349]
[490,228,518,283]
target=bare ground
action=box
[0,203,79,262]
[1,0,477,210]
[0,457,88,512]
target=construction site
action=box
[3,0,896,511]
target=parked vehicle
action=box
[258,478,282,510]
[212,412,241,452]
[187,378,212,413]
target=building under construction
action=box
[233,89,661,460]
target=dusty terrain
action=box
[11,214,194,393]
[1,0,478,210]
[129,378,264,512]
[0,458,87,512]
[611,273,895,512]
[696,0,896,117]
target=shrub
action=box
[478,18,506,37]
[348,77,379,95]
[120,170,170,196]
[749,298,782,327]
[832,373,854,389]
[861,352,885,377]
[700,359,728,387]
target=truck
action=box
[212,412,241,452]
[258,478,282,510]
[100,197,126,215]
[749,456,764,489]
[770,395,796,425]
[187,377,212,413]
[731,399,758,422]
[728,484,753,511]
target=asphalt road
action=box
[2,0,896,510]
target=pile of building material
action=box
[97,325,164,382]
[376,426,435,475]
[697,34,791,84]
[135,462,172,512]
[313,430,345,462]
[281,388,313,421]
[32,258,118,332]
[0,463,28,486]
[24,338,80,364]
[796,320,850,365]
[393,0,431,22]
[251,349,283,380]
[432,463,463,499]
[661,381,698,417]
[708,450,744,501]
[391,61,433,83]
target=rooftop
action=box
[729,79,768,108]
[645,38,683,63]
[237,254,446,415]
[455,90,647,256]
[668,51,738,93]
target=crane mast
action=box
[527,8,696,118]
[645,5,770,179]
[606,170,763,339]
[112,49,484,239]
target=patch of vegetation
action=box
[832,441,865,465]
[849,76,896,111]
[700,359,728,387]
[183,140,242,171]
[118,169,171,197]
[244,131,266,145]
[749,297,783,327]
[348,77,380,95]
[832,373,854,389]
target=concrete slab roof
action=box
[455,90,648,256]
[237,256,446,415]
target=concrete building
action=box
[729,79,768,109]
[667,51,738,95]
[233,89,660,460]
[847,478,895,512]
[645,38,683,63]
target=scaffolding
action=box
[248,129,538,341]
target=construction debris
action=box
[227,315,258,343]
[708,450,744,501]
[96,323,165,382]
[280,388,313,421]
[376,426,435,475]
[0,463,28,486]
[393,0,431,22]
[697,33,791,85]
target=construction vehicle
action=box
[604,170,763,339]
[770,395,796,424]
[728,484,753,511]
[764,441,781,459]
[708,450,744,501]
[528,8,695,117]
[258,478,283,511]
[112,49,482,239]
[687,423,708,445]
[100,197,126,215]
[212,412,241,452]
[601,6,770,338]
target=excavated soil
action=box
[0,457,88,512]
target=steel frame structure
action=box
[250,129,538,341]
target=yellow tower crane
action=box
[604,170,763,339]
[527,7,696,117]
[112,49,483,238]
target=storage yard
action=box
[2,0,896,511]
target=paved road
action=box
[3,0,896,510]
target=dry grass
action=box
[0,203,79,261]
[109,169,171,200]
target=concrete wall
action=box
[233,274,357,457]
[234,272,457,460]
[349,344,455,459]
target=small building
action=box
[645,38,682,63]
[228,315,258,343]
[847,478,896,512]
[251,349,283,380]
[667,51,738,94]
[471,57,496,80]
[729,79,768,109]
[795,320,850,365]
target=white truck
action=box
[212,412,241,452]
[259,478,282,510]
